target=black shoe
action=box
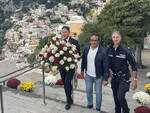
[96,108,100,111]
[65,104,71,110]
[70,100,73,105]
[87,105,93,108]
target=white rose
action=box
[65,66,69,71]
[72,47,76,51]
[74,54,79,59]
[52,36,56,40]
[56,41,60,45]
[55,53,60,57]
[57,35,62,39]
[74,59,78,63]
[59,50,64,55]
[52,50,56,54]
[69,50,73,54]
[71,44,76,48]
[63,57,67,61]
[54,47,58,51]
[67,57,72,62]
[60,40,66,45]
[44,62,49,67]
[63,47,67,51]
[49,56,54,62]
[42,48,46,53]
[44,45,48,49]
[59,60,65,65]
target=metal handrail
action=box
[0,64,40,83]
[0,61,46,113]
[0,65,33,79]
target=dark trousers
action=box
[59,68,75,104]
[111,76,130,113]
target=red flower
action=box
[7,78,20,87]
[74,50,78,54]
[52,40,55,44]
[47,43,51,47]
[56,79,63,85]
[134,106,150,113]
[42,57,45,60]
[59,45,63,49]
[66,53,70,57]
[46,53,50,57]
[64,38,67,42]
[39,54,43,57]
[54,57,58,62]
[56,37,59,41]
[77,57,80,61]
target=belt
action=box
[113,73,126,77]
[113,71,126,77]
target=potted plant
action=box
[146,72,150,78]
[145,83,150,95]
[20,82,35,92]
[7,78,21,89]
[134,106,150,113]
[45,75,57,85]
[133,91,150,105]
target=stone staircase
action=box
[2,78,141,113]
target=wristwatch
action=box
[133,78,137,81]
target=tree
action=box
[79,0,150,68]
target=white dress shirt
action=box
[86,46,98,77]
[66,37,70,42]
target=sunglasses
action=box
[90,40,99,42]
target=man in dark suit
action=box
[59,26,80,110]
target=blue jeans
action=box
[85,74,103,109]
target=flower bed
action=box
[145,83,150,95]
[134,106,150,113]
[133,91,150,105]
[20,82,35,92]
[7,78,20,89]
[45,75,57,85]
[146,72,150,78]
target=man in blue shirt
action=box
[107,31,137,113]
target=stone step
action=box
[2,80,141,113]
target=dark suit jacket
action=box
[68,37,80,55]
[81,45,109,81]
